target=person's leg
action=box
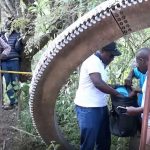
[95,106,111,150]
[75,105,109,150]
[75,106,96,150]
[1,61,12,101]
[10,60,20,82]
[1,62,15,109]
[7,60,20,105]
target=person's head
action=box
[136,48,150,73]
[100,42,121,66]
[4,16,14,32]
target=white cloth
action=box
[74,54,108,107]
[141,77,150,127]
[0,37,11,56]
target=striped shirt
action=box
[0,37,11,56]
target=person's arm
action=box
[126,106,143,116]
[0,37,11,59]
[90,72,123,97]
[124,69,134,86]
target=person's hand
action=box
[132,87,142,93]
[126,106,138,116]
[115,93,125,98]
[124,78,132,87]
[0,54,7,60]
[128,90,137,98]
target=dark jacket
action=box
[1,30,23,60]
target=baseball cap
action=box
[102,42,121,56]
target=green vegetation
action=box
[1,0,150,149]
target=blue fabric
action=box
[75,105,111,150]
[116,87,129,96]
[133,67,146,106]
[2,60,20,105]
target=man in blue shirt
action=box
[125,67,146,106]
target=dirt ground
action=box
[0,107,19,150]
[0,105,46,150]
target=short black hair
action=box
[102,42,121,56]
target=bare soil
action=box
[0,105,46,150]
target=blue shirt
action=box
[116,86,129,97]
[133,67,146,106]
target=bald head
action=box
[136,48,150,60]
[136,47,150,73]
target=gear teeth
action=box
[49,52,55,57]
[95,16,101,21]
[59,42,65,47]
[63,38,69,44]
[53,48,60,53]
[66,35,72,41]
[132,0,138,4]
[86,21,92,27]
[78,27,84,32]
[74,29,80,35]
[70,33,76,38]
[81,24,88,29]
[56,44,62,50]
[90,18,97,24]
[121,0,127,8]
[48,54,54,59]
[116,3,121,10]
[100,13,106,19]
[126,0,132,6]
[40,67,45,72]
[105,8,111,16]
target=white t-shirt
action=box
[74,54,108,107]
[141,77,150,127]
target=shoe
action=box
[2,104,15,110]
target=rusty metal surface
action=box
[140,57,150,150]
[29,0,150,149]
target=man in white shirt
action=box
[74,42,122,150]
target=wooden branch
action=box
[10,126,41,138]
[142,37,150,45]
[30,32,52,56]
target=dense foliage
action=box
[1,0,150,149]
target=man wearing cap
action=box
[74,42,122,150]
